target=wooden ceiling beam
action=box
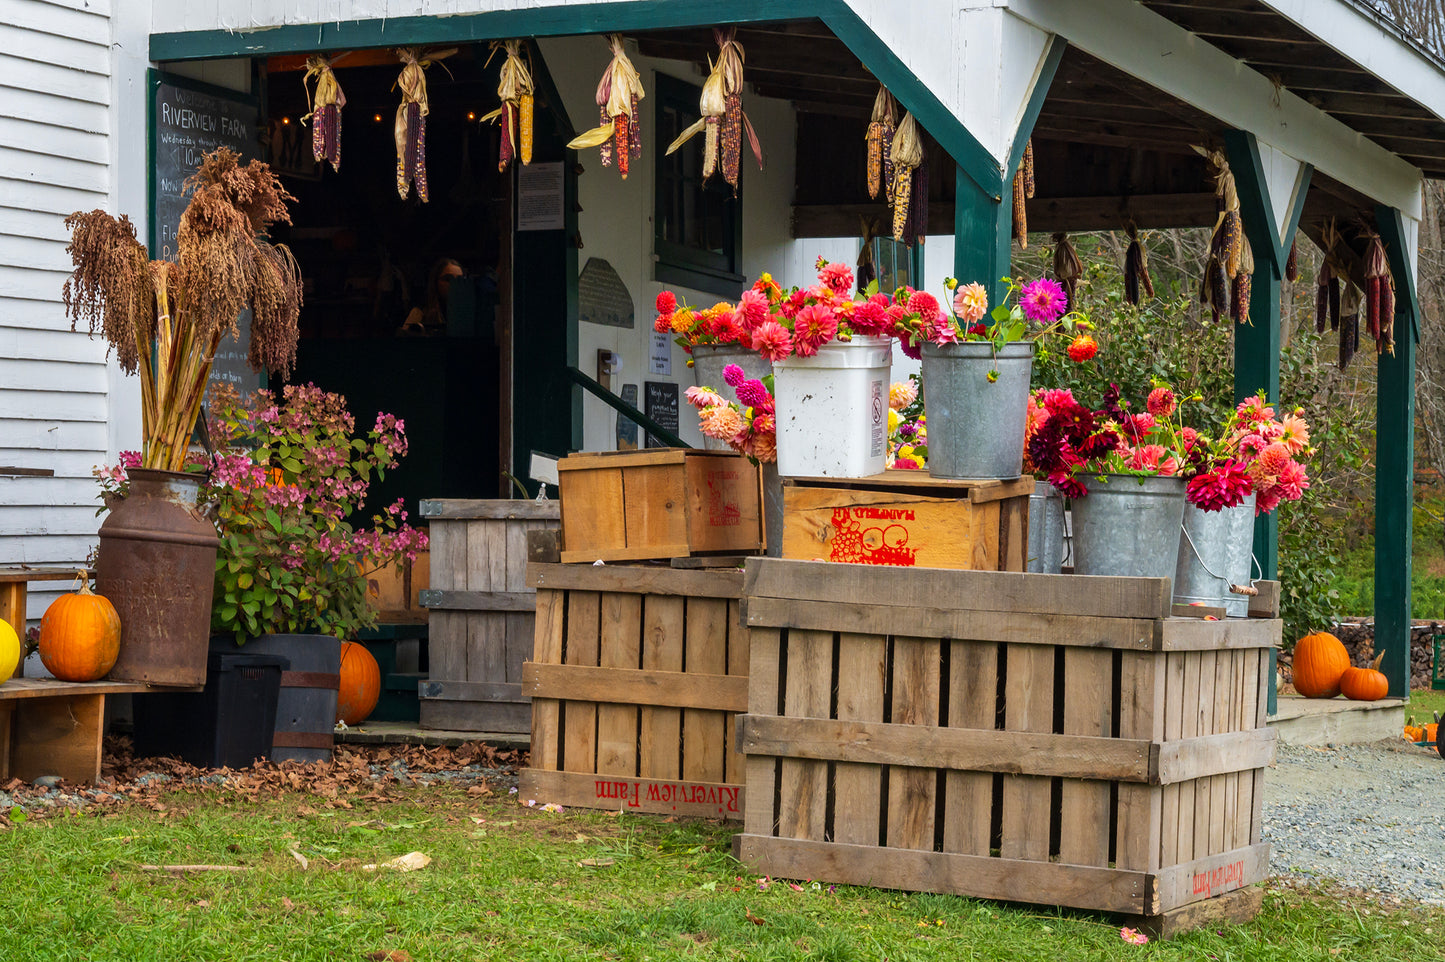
[1031,128,1205,155]
[791,100,873,120]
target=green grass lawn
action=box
[1,784,1440,961]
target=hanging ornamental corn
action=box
[907,158,928,247]
[1124,224,1154,306]
[567,34,645,180]
[1315,260,1332,334]
[1012,168,1028,247]
[889,112,923,242]
[1022,139,1035,199]
[481,40,535,172]
[1362,229,1394,355]
[1285,239,1299,283]
[1193,143,1249,319]
[301,55,346,172]
[1052,232,1082,309]
[666,27,762,195]
[866,86,896,200]
[1231,236,1253,325]
[393,46,456,202]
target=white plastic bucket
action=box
[772,336,892,477]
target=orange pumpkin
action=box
[1339,652,1390,701]
[336,640,381,725]
[1290,631,1351,698]
[38,573,121,682]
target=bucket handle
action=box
[1180,522,1262,596]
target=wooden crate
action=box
[781,471,1033,570]
[366,549,430,624]
[518,563,749,819]
[418,500,560,732]
[736,558,1279,938]
[557,449,764,563]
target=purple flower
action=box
[736,379,771,409]
[1019,278,1068,323]
[723,364,746,388]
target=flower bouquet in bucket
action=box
[888,277,1095,480]
[1173,393,1313,612]
[685,366,783,555]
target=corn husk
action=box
[480,40,535,171]
[566,34,645,177]
[301,54,346,172]
[393,46,456,201]
[889,112,923,243]
[666,28,760,185]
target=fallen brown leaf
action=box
[364,951,412,962]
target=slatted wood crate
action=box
[418,500,560,732]
[781,472,1033,570]
[736,558,1279,937]
[558,449,765,563]
[518,563,749,819]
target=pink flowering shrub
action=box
[204,384,428,643]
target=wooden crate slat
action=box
[743,558,1171,620]
[999,492,1027,571]
[422,589,538,612]
[1219,651,1240,854]
[639,594,685,780]
[1157,618,1282,651]
[1176,651,1202,864]
[556,448,688,471]
[519,770,744,820]
[1059,647,1114,867]
[421,499,561,520]
[744,598,1159,651]
[421,700,531,732]
[778,629,831,842]
[723,599,750,786]
[1000,643,1054,862]
[1115,651,1165,872]
[562,590,602,773]
[1192,651,1218,859]
[1155,729,1277,785]
[736,835,1156,916]
[1161,652,1187,868]
[530,588,565,769]
[834,632,885,846]
[1154,842,1272,913]
[596,591,643,777]
[522,662,748,713]
[427,611,464,688]
[744,628,782,838]
[559,465,627,559]
[623,464,689,553]
[684,456,766,554]
[418,680,527,704]
[780,471,1034,503]
[739,716,1156,782]
[1248,648,1268,847]
[887,637,941,850]
[529,563,745,599]
[944,639,997,856]
[683,598,730,783]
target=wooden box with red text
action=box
[557,449,764,563]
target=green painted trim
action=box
[1378,204,1423,346]
[566,367,690,448]
[953,167,1011,304]
[1006,36,1066,180]
[1280,163,1313,259]
[1374,203,1417,699]
[149,0,1003,196]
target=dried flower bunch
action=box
[685,364,776,464]
[63,147,303,472]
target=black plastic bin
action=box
[133,650,290,768]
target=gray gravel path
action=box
[1265,740,1445,906]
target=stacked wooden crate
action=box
[517,449,764,816]
[734,558,1278,936]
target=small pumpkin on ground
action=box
[1290,631,1351,698]
[38,572,121,682]
[1339,652,1390,701]
[336,640,381,725]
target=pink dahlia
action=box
[1146,387,1176,418]
[1278,413,1310,455]
[817,260,854,296]
[909,290,942,332]
[1275,458,1310,500]
[654,312,673,334]
[953,282,988,323]
[736,378,772,410]
[723,364,746,387]
[685,385,728,409]
[851,299,889,335]
[793,303,838,355]
[738,288,770,330]
[1019,278,1068,323]
[1186,459,1253,511]
[1236,395,1275,424]
[1257,441,1292,476]
[752,320,794,361]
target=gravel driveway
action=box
[1265,740,1445,906]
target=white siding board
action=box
[0,533,98,566]
[0,180,108,219]
[0,147,110,195]
[0,358,108,393]
[0,418,109,451]
[0,86,108,134]
[0,26,110,76]
[0,54,112,106]
[0,326,110,363]
[0,265,76,302]
[0,234,75,274]
[0,478,104,508]
[0,205,75,244]
[0,295,74,330]
[33,0,113,17]
[0,449,108,476]
[0,118,109,167]
[2,0,111,46]
[0,388,107,421]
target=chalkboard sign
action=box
[644,381,680,449]
[149,70,264,401]
[617,383,639,450]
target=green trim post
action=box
[1375,204,1418,699]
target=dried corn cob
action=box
[1022,139,1035,198]
[892,164,913,242]
[1367,275,1381,340]
[723,93,742,194]
[1012,168,1028,248]
[1222,210,1243,279]
[629,94,641,159]
[519,92,534,165]
[498,101,514,172]
[881,112,895,198]
[907,158,929,246]
[1316,261,1331,334]
[599,105,613,167]
[866,86,896,200]
[1052,232,1082,309]
[1210,255,1230,320]
[1329,275,1341,332]
[1285,240,1298,282]
[702,116,719,180]
[1232,272,1251,324]
[1340,308,1358,369]
[1125,242,1140,306]
[1381,273,1396,354]
[615,110,630,179]
[302,55,346,172]
[866,122,883,199]
[1363,232,1390,353]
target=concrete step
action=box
[1267,695,1406,746]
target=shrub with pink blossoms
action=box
[203,383,429,643]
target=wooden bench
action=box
[1,566,84,644]
[1,678,158,784]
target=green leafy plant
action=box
[204,384,428,643]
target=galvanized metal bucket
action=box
[691,344,773,453]
[1071,474,1186,582]
[919,341,1034,480]
[1027,483,1066,573]
[1175,494,1259,614]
